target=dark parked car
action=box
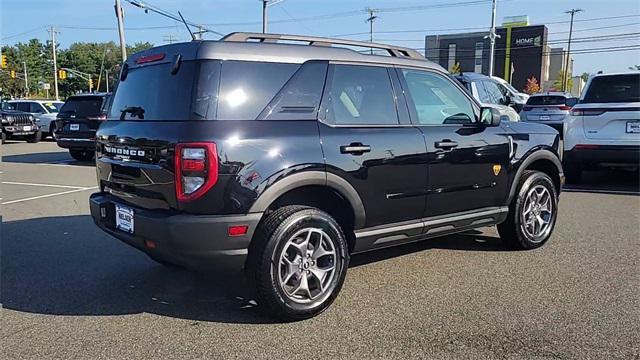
[55,93,110,161]
[90,33,564,320]
[520,92,578,136]
[1,102,41,143]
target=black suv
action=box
[55,93,110,161]
[1,102,41,143]
[90,33,564,320]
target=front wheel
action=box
[498,170,558,250]
[69,149,95,162]
[26,131,42,143]
[250,206,349,321]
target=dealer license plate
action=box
[626,121,640,133]
[23,126,31,131]
[539,115,550,121]
[70,124,80,131]
[115,204,134,234]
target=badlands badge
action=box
[493,164,502,176]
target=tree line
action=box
[1,39,153,99]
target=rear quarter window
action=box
[583,74,640,103]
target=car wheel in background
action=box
[249,205,349,321]
[69,149,95,162]
[498,170,558,250]
[49,123,58,140]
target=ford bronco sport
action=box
[90,33,564,320]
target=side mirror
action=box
[565,97,579,107]
[480,107,502,126]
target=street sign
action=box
[43,83,51,90]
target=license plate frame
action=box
[22,125,32,131]
[115,204,134,234]
[539,115,550,121]
[70,124,80,131]
[626,121,640,134]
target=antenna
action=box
[178,11,196,40]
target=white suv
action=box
[564,72,640,183]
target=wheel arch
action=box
[249,171,366,231]
[508,149,563,203]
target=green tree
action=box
[629,65,640,71]
[553,70,573,92]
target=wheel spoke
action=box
[290,230,313,257]
[291,273,311,299]
[280,257,298,287]
[309,267,330,293]
[311,241,335,261]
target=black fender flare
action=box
[507,149,564,203]
[248,171,366,229]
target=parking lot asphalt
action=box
[1,141,639,359]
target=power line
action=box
[1,26,47,41]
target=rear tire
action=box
[69,148,95,162]
[250,205,349,321]
[498,170,558,250]
[26,131,42,143]
[49,123,57,140]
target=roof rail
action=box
[221,32,424,60]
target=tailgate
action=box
[581,104,640,141]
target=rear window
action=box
[60,96,104,117]
[526,96,566,106]
[582,74,640,103]
[110,60,301,121]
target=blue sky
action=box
[2,0,639,74]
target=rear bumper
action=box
[564,145,640,168]
[89,193,263,272]
[56,137,95,149]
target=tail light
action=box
[87,114,107,121]
[175,142,218,202]
[558,105,572,111]
[570,109,606,116]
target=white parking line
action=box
[2,187,97,205]
[2,181,88,189]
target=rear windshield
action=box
[526,95,566,106]
[60,96,104,117]
[110,60,301,121]
[582,74,640,103]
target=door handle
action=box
[434,140,458,149]
[340,143,371,155]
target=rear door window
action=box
[29,102,46,113]
[526,96,566,106]
[60,96,104,118]
[323,64,399,125]
[583,74,640,103]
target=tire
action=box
[564,162,582,184]
[1,132,6,144]
[69,148,95,162]
[49,123,57,140]
[250,205,349,321]
[26,131,42,143]
[498,170,559,250]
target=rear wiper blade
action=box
[120,106,145,120]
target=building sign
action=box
[514,35,542,47]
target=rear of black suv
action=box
[89,41,326,272]
[56,93,109,161]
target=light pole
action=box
[488,0,498,76]
[48,26,59,100]
[260,0,286,33]
[563,9,583,92]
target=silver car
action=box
[520,92,578,135]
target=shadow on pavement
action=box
[562,169,639,195]
[2,151,94,167]
[1,215,504,324]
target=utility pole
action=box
[563,8,583,92]
[23,61,29,96]
[488,0,498,76]
[48,26,59,100]
[115,0,127,63]
[105,69,109,93]
[366,8,378,55]
[262,0,268,33]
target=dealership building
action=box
[425,16,572,92]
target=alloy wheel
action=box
[521,184,554,240]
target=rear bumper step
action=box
[90,193,263,272]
